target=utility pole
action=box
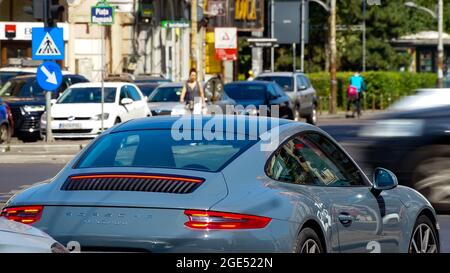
[362,0,366,72]
[437,0,444,87]
[300,0,305,72]
[271,0,275,72]
[329,0,337,114]
[44,0,53,143]
[191,0,198,69]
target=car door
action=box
[296,75,312,115]
[302,76,316,109]
[127,84,149,118]
[268,83,292,119]
[295,132,404,253]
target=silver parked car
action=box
[255,72,317,124]
[1,116,440,253]
[147,83,236,116]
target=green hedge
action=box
[308,72,437,110]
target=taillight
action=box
[0,206,44,225]
[184,210,271,230]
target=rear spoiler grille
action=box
[61,174,204,194]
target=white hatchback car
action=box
[41,82,151,139]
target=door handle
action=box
[338,213,353,225]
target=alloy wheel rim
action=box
[409,223,438,253]
[300,239,320,253]
[0,125,7,142]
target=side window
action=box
[266,139,317,185]
[296,76,307,90]
[303,76,312,88]
[267,84,278,98]
[266,133,367,187]
[120,86,129,100]
[127,85,142,101]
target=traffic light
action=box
[23,0,64,27]
[23,0,45,20]
[139,0,154,24]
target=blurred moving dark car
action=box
[0,97,13,143]
[0,74,88,141]
[359,104,450,212]
[224,81,294,119]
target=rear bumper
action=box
[33,206,295,253]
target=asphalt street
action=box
[0,115,448,253]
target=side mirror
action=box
[298,85,307,91]
[51,99,57,105]
[372,168,398,191]
[120,98,133,105]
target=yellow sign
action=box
[205,32,222,74]
[235,0,257,21]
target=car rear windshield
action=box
[224,84,267,100]
[255,76,293,92]
[76,130,257,172]
[148,86,182,102]
[57,87,117,103]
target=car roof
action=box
[156,82,184,88]
[112,115,294,137]
[0,67,72,75]
[69,82,131,88]
[225,81,273,86]
[257,72,305,77]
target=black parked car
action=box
[0,74,88,141]
[358,104,450,212]
[223,81,294,119]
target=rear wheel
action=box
[409,215,439,253]
[0,124,10,144]
[294,227,324,253]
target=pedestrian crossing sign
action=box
[32,27,64,60]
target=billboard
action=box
[207,0,264,32]
[274,0,309,44]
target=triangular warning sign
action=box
[222,32,230,41]
[35,32,61,56]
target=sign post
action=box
[91,1,115,133]
[31,25,64,143]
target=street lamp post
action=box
[405,1,444,87]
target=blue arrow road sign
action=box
[36,62,63,91]
[32,27,64,60]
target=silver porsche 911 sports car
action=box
[1,116,440,253]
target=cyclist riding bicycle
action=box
[346,72,366,118]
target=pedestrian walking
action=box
[180,68,206,115]
[346,71,366,118]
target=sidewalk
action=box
[0,140,89,164]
